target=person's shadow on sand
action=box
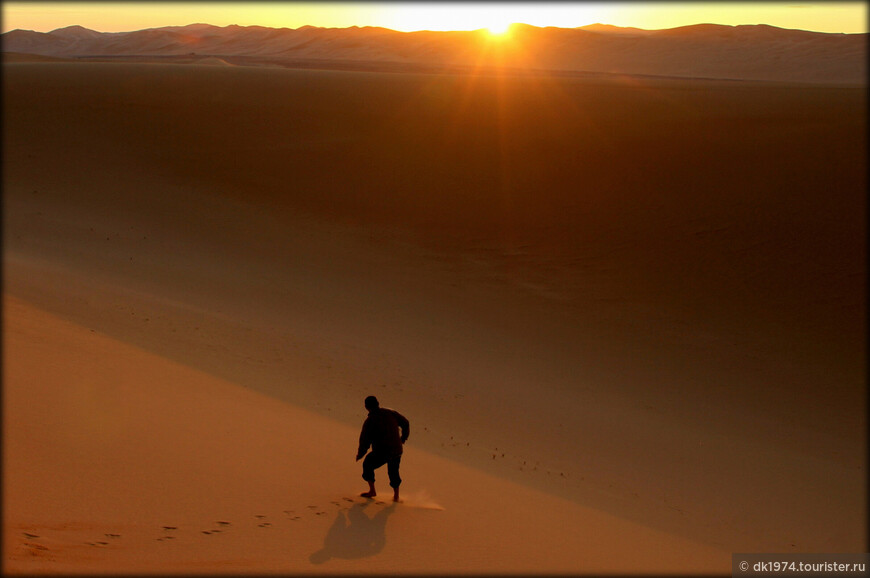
[309,501,396,564]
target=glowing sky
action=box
[2,2,866,35]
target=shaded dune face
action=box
[3,62,866,556]
[6,63,863,345]
[4,63,865,431]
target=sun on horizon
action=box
[485,21,514,37]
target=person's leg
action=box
[387,456,402,502]
[361,452,387,498]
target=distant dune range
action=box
[2,21,866,83]
[3,23,866,573]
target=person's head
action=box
[364,395,379,411]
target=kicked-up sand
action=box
[3,59,866,573]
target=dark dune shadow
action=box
[309,501,397,564]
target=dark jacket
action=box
[357,407,409,459]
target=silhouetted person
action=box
[356,396,409,502]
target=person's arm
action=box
[394,411,410,444]
[357,420,371,460]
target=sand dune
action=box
[1,51,74,63]
[2,22,866,84]
[194,56,233,66]
[4,294,727,573]
[3,57,866,573]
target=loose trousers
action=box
[362,452,402,488]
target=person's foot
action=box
[393,490,400,502]
[360,491,376,498]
